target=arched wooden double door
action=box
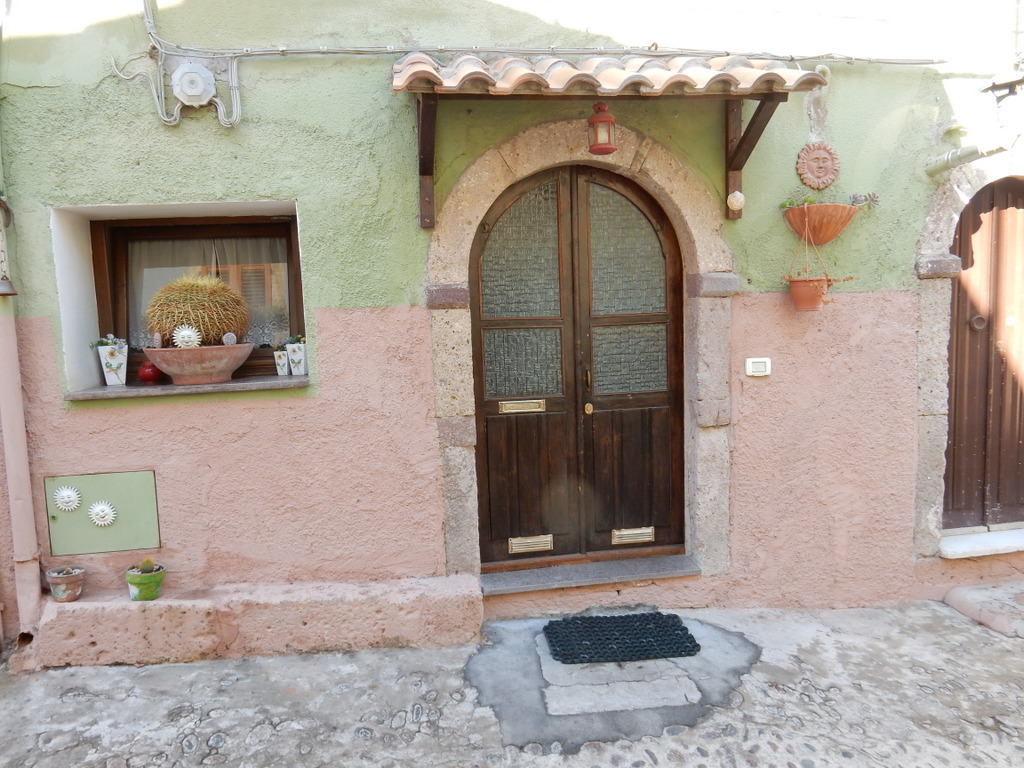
[471,166,684,565]
[946,178,1024,528]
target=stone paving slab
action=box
[1,600,1024,767]
[945,580,1024,637]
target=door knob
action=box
[969,315,988,331]
[584,403,594,415]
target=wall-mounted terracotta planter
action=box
[783,203,858,245]
[785,277,829,311]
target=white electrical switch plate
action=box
[745,357,771,377]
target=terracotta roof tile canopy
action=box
[393,52,827,227]
[392,52,826,97]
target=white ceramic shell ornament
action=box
[53,486,82,512]
[172,324,202,348]
[87,501,117,527]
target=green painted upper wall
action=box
[0,0,994,326]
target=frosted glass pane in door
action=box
[593,324,667,393]
[589,184,665,315]
[481,182,560,318]
[484,328,563,398]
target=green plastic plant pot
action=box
[125,566,166,601]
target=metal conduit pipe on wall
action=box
[0,235,41,643]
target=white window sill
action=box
[64,375,308,401]
[940,528,1024,559]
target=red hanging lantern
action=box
[587,102,617,155]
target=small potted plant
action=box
[45,565,86,602]
[273,342,290,375]
[89,334,128,386]
[782,267,853,311]
[125,557,166,601]
[780,193,877,246]
[281,335,307,375]
[143,275,253,384]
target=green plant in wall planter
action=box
[780,193,878,245]
[143,275,253,385]
[780,193,876,310]
[125,557,166,601]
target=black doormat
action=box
[542,612,701,664]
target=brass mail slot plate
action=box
[498,399,546,414]
[611,526,655,545]
[508,534,554,554]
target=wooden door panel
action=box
[481,412,577,560]
[587,406,672,544]
[946,178,1024,528]
[990,363,1024,523]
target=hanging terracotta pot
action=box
[783,203,858,245]
[785,277,829,311]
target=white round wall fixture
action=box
[171,61,217,107]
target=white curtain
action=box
[127,237,289,349]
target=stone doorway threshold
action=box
[479,554,700,596]
[465,608,760,753]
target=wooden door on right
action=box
[946,178,1024,529]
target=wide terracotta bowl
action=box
[143,344,253,385]
[783,203,858,245]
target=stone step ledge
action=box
[15,575,483,670]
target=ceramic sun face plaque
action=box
[796,141,840,190]
[52,485,82,512]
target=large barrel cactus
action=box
[146,275,249,346]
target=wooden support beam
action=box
[417,93,438,228]
[415,90,792,225]
[724,95,786,220]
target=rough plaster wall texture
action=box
[0,51,429,319]
[21,309,447,592]
[728,292,920,607]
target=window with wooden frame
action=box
[91,216,303,383]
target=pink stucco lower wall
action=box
[484,291,1024,620]
[12,306,447,604]
[7,292,1024,659]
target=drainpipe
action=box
[925,142,1011,176]
[0,242,41,642]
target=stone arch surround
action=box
[427,121,737,581]
[914,168,1024,557]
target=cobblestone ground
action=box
[2,601,1023,767]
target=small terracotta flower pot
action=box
[786,277,829,311]
[45,566,86,603]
